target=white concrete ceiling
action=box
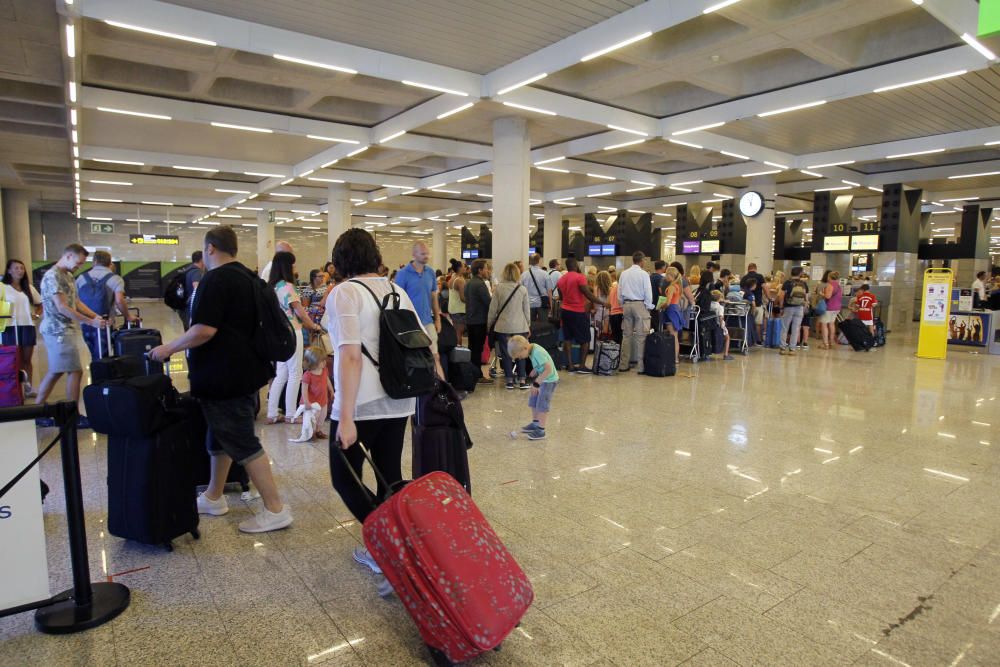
[2,0,999,241]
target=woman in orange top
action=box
[607,276,624,345]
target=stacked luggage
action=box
[83,321,203,550]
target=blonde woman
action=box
[688,265,702,286]
[659,267,684,363]
[593,270,614,336]
[487,262,531,390]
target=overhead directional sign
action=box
[90,222,114,234]
[129,234,179,246]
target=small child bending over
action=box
[301,345,334,440]
[710,290,734,361]
[508,335,559,440]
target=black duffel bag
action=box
[83,374,178,437]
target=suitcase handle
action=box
[96,320,112,358]
[334,441,398,511]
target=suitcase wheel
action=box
[163,541,174,552]
[191,528,201,540]
[426,645,455,667]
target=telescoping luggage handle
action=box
[335,441,403,511]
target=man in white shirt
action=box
[260,240,293,280]
[520,253,550,321]
[973,271,987,307]
[617,252,653,373]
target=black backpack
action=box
[163,271,188,310]
[251,273,297,363]
[350,279,436,399]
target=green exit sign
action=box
[91,222,114,234]
[982,0,1000,38]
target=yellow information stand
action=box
[916,268,953,359]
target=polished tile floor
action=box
[2,302,1000,666]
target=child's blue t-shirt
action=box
[529,344,559,383]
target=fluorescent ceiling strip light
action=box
[211,121,272,133]
[189,204,217,208]
[553,198,575,204]
[534,156,566,165]
[497,73,547,95]
[939,196,978,202]
[669,186,692,192]
[586,192,612,198]
[815,186,850,192]
[104,20,216,46]
[777,209,804,214]
[672,122,725,135]
[245,171,285,178]
[216,188,250,194]
[66,24,75,57]
[90,179,132,186]
[669,139,703,149]
[604,139,645,150]
[626,186,654,192]
[868,186,883,192]
[712,193,733,199]
[73,146,79,158]
[402,80,468,96]
[537,166,569,173]
[401,189,420,195]
[431,189,461,194]
[949,171,1000,179]
[68,81,77,103]
[607,125,649,137]
[347,147,369,157]
[800,170,824,177]
[887,147,948,159]
[580,31,652,61]
[720,150,749,159]
[70,108,77,126]
[273,54,356,74]
[381,183,411,189]
[502,102,556,116]
[436,102,475,120]
[704,0,742,12]
[175,165,217,172]
[631,180,656,186]
[379,130,406,144]
[702,199,725,203]
[873,70,967,93]
[320,160,338,169]
[372,196,387,202]
[961,33,997,61]
[742,169,783,177]
[655,212,672,217]
[216,214,241,218]
[764,161,788,169]
[200,221,221,226]
[141,201,173,206]
[125,218,150,222]
[842,180,861,186]
[306,134,360,144]
[97,107,171,120]
[86,217,113,221]
[986,140,1000,146]
[673,180,703,186]
[758,100,826,117]
[235,206,264,210]
[271,192,301,198]
[807,160,855,169]
[456,176,477,183]
[587,173,616,180]
[88,197,122,203]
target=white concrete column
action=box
[256,210,274,274]
[491,116,531,272]
[543,203,562,264]
[744,177,776,275]
[0,189,6,262]
[2,189,30,266]
[29,210,43,261]
[432,219,447,271]
[327,182,351,253]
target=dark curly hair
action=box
[332,229,382,278]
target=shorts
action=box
[41,330,82,373]
[450,312,465,327]
[199,394,266,466]
[754,308,764,325]
[819,311,838,324]
[424,321,439,348]
[1,325,36,346]
[561,310,590,344]
[861,319,874,327]
[528,381,558,413]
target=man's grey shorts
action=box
[199,394,266,466]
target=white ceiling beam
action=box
[74,0,481,96]
[795,127,1000,168]
[80,146,291,178]
[387,134,491,162]
[865,160,1000,187]
[917,0,983,43]
[81,169,253,192]
[499,88,657,135]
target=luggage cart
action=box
[724,300,752,355]
[677,306,702,362]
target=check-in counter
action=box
[947,310,1000,354]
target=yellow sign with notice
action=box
[917,268,953,359]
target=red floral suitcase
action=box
[362,470,533,664]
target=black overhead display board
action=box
[675,204,718,255]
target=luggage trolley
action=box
[677,305,702,362]
[724,300,752,355]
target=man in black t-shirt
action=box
[744,263,767,336]
[150,226,292,534]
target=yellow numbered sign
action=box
[917,268,953,360]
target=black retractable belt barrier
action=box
[0,401,131,633]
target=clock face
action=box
[740,191,764,217]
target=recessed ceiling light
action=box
[842,180,861,187]
[800,170,824,177]
[669,186,692,192]
[886,148,945,159]
[607,124,649,137]
[436,103,475,119]
[87,197,122,203]
[703,0,742,12]
[502,102,556,116]
[90,179,132,186]
[402,80,469,96]
[671,122,725,136]
[586,192,613,198]
[97,107,171,120]
[949,171,1000,179]
[216,188,250,194]
[961,33,998,61]
[244,172,285,178]
[580,31,652,62]
[379,130,406,144]
[763,161,788,169]
[603,139,645,150]
[347,147,369,157]
[141,201,173,206]
[496,73,547,96]
[742,169,783,177]
[537,166,570,173]
[873,70,967,93]
[211,121,272,134]
[175,165,218,173]
[271,192,301,198]
[93,158,144,166]
[306,134,361,144]
[669,139,703,149]
[720,150,749,160]
[273,53,357,74]
[104,20,216,46]
[758,100,826,117]
[587,173,616,180]
[814,186,851,192]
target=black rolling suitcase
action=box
[107,417,201,550]
[83,373,176,436]
[114,326,162,358]
[839,318,874,351]
[643,331,676,377]
[412,382,473,493]
[447,347,478,393]
[90,326,164,383]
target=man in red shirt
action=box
[852,284,878,336]
[556,257,605,373]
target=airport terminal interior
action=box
[2,0,1000,665]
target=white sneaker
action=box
[197,492,229,516]
[238,505,293,533]
[375,575,394,598]
[353,546,382,574]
